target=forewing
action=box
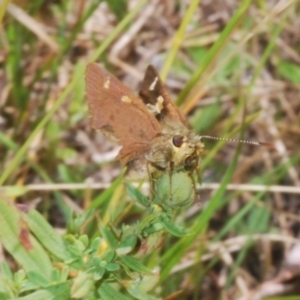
[86,63,161,164]
[139,65,189,132]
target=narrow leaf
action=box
[119,256,153,275]
[17,290,54,300]
[0,197,52,279]
[127,285,157,300]
[98,282,131,300]
[101,226,119,249]
[161,215,191,237]
[125,183,149,207]
[22,208,68,261]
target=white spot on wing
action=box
[156,96,164,113]
[121,95,132,103]
[149,77,158,91]
[104,79,110,89]
[146,95,164,115]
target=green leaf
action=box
[118,256,153,275]
[278,60,300,84]
[0,197,52,279]
[78,234,89,248]
[17,290,55,300]
[94,267,106,281]
[90,174,124,209]
[18,282,72,300]
[98,282,131,300]
[45,121,61,140]
[45,281,72,299]
[15,269,26,284]
[101,226,119,249]
[59,267,69,282]
[125,183,149,207]
[71,272,93,299]
[0,262,13,279]
[0,292,10,300]
[70,209,95,233]
[22,208,68,261]
[27,271,50,288]
[104,250,115,262]
[0,271,13,300]
[188,47,207,65]
[90,237,102,253]
[51,269,60,282]
[106,0,127,20]
[56,147,77,162]
[161,215,191,237]
[1,186,28,197]
[134,273,160,293]
[246,205,270,234]
[143,222,164,235]
[189,101,222,134]
[126,285,157,300]
[106,263,120,272]
[117,235,138,255]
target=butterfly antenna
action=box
[200,135,274,148]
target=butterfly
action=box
[85,63,267,208]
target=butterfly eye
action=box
[184,155,198,171]
[172,135,184,148]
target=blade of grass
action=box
[0,0,9,24]
[201,7,287,172]
[7,3,59,52]
[213,6,289,239]
[89,0,147,63]
[244,5,289,94]
[61,1,102,54]
[213,153,300,244]
[89,173,124,209]
[176,0,252,106]
[0,130,18,151]
[181,0,294,114]
[160,0,201,81]
[0,132,75,220]
[201,111,261,171]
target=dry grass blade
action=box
[6,3,59,52]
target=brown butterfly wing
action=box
[139,65,189,132]
[86,63,161,164]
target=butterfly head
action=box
[171,132,205,171]
[146,131,205,173]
